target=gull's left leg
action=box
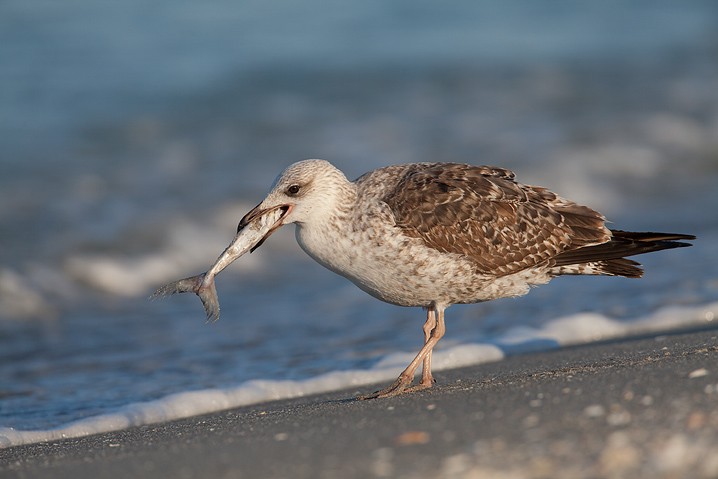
[413,307,437,390]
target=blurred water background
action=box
[1,1,718,445]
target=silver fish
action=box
[151,204,292,321]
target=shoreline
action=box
[2,326,718,478]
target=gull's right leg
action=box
[358,306,446,399]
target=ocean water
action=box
[1,1,718,448]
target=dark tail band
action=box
[553,230,695,278]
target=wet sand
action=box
[2,326,718,479]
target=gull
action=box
[154,159,694,398]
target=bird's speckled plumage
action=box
[285,160,688,309]
[155,159,695,398]
[382,163,609,276]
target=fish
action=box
[151,203,292,321]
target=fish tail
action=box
[197,280,220,323]
[151,273,221,322]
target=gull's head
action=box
[237,159,351,247]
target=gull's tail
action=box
[551,230,695,278]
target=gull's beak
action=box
[238,202,294,252]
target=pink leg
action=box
[359,306,446,399]
[418,308,437,388]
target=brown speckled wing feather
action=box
[383,163,610,276]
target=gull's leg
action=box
[359,306,446,399]
[416,308,437,389]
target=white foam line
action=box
[1,301,716,449]
[495,301,718,350]
[0,345,504,449]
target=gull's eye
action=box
[286,184,301,196]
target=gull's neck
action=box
[294,174,359,272]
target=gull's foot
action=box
[358,374,434,400]
[358,377,410,400]
[404,377,435,394]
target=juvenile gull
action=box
[154,159,694,398]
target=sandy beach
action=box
[2,326,717,479]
